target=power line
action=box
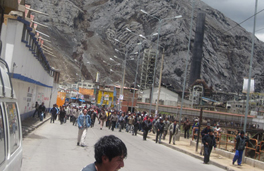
[225,8,264,33]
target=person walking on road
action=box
[200,123,211,155]
[155,117,165,144]
[59,106,66,125]
[232,131,249,166]
[72,107,78,126]
[99,110,107,130]
[132,113,140,136]
[118,113,125,132]
[81,135,127,171]
[110,111,118,131]
[168,120,179,145]
[38,102,46,120]
[183,118,191,139]
[162,117,170,140]
[49,104,57,123]
[202,129,216,164]
[77,108,91,147]
[32,101,39,118]
[142,117,152,141]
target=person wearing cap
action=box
[168,120,179,145]
[232,131,249,166]
[202,129,216,164]
[192,119,199,139]
[200,123,211,155]
[155,117,165,143]
[214,123,222,141]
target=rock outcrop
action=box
[26,0,264,93]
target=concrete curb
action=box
[22,116,51,138]
[137,132,235,171]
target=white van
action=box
[0,59,22,171]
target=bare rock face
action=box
[27,0,264,93]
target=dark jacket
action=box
[50,107,57,115]
[59,110,66,119]
[183,120,191,130]
[235,135,249,151]
[142,120,152,131]
[202,134,216,148]
[201,128,211,137]
[155,122,165,133]
[38,105,46,112]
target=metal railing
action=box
[259,141,264,160]
[191,129,263,160]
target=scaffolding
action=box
[140,49,157,90]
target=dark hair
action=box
[94,135,127,164]
[240,131,245,135]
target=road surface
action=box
[21,120,224,171]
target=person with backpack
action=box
[232,131,249,166]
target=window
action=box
[6,102,20,154]
[88,85,92,87]
[83,84,87,87]
[0,105,5,164]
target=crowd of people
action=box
[35,102,250,166]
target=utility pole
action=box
[155,48,165,114]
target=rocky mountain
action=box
[26,0,264,93]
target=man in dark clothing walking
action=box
[200,123,211,155]
[38,102,46,121]
[183,118,191,139]
[32,101,39,118]
[155,117,165,143]
[142,117,152,141]
[202,129,216,164]
[232,131,249,166]
[49,104,57,123]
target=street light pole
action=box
[179,0,195,131]
[141,9,182,116]
[120,45,128,111]
[244,0,258,132]
[131,43,142,112]
[155,47,165,114]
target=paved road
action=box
[21,120,224,171]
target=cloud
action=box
[202,0,264,41]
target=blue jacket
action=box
[77,113,91,129]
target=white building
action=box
[71,80,95,90]
[139,87,179,106]
[1,14,59,120]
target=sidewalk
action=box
[21,113,51,138]
[138,131,263,171]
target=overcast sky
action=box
[202,0,264,41]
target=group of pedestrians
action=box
[46,103,250,167]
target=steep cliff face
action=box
[26,0,264,92]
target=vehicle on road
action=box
[0,58,22,171]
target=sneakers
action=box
[81,144,87,147]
